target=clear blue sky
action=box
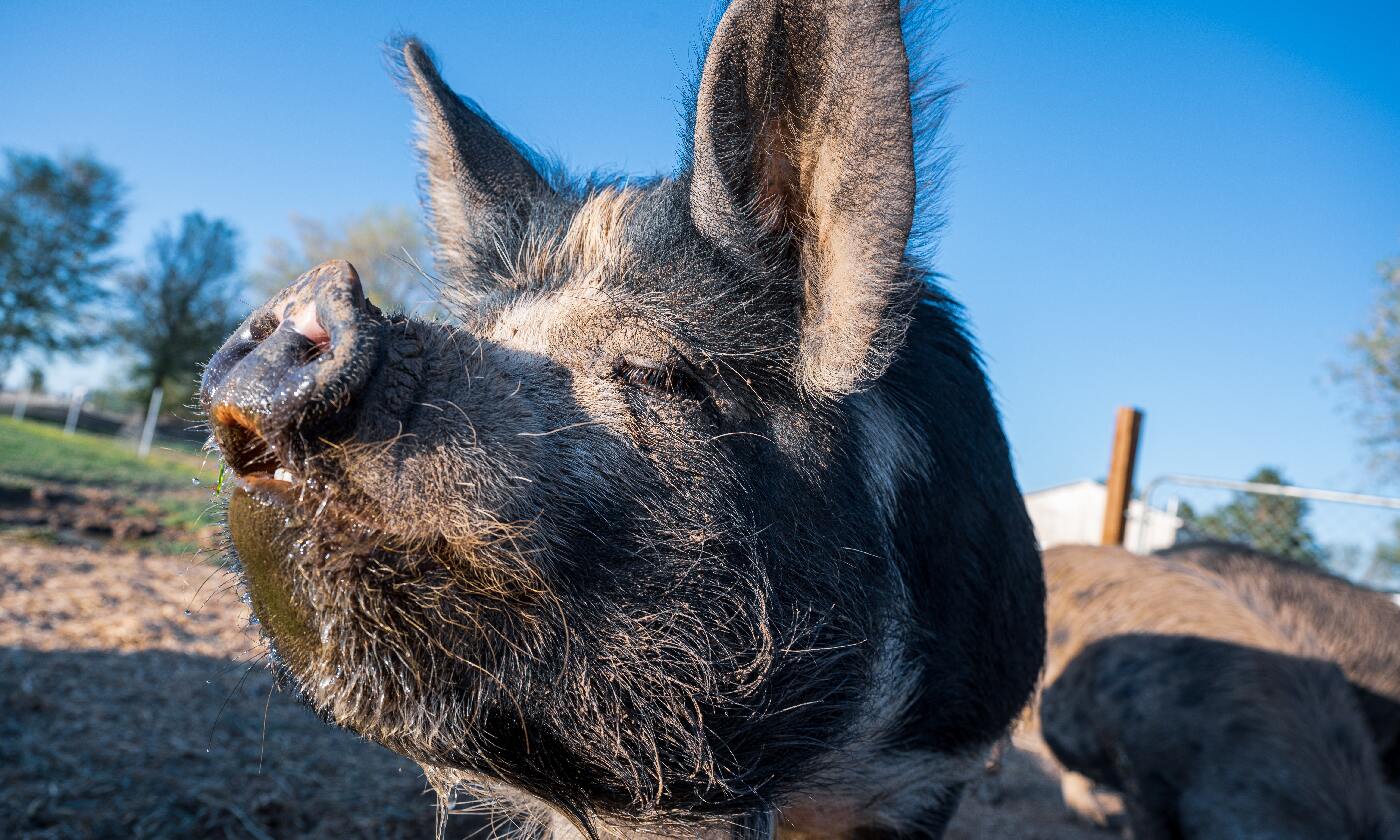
[3,1,1399,497]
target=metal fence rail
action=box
[1134,473,1400,592]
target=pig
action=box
[1028,545,1289,829]
[1039,546,1287,694]
[198,1,1046,837]
[1030,546,1396,838]
[1158,541,1400,781]
[1041,633,1396,840]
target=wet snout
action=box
[201,260,383,481]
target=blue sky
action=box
[3,1,1399,497]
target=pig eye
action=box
[615,355,708,402]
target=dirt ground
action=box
[0,537,1113,839]
[947,746,1117,840]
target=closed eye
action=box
[615,355,709,402]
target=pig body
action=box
[1032,546,1396,838]
[200,2,1045,837]
[1042,633,1395,840]
[1159,542,1400,780]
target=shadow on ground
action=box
[0,646,454,839]
[0,539,493,840]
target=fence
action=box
[0,388,207,451]
[1132,473,1400,593]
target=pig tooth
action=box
[273,468,295,483]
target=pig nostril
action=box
[289,300,331,358]
[202,260,376,469]
[247,311,280,343]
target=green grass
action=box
[0,418,225,552]
[0,417,219,490]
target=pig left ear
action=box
[397,39,552,273]
[690,0,918,396]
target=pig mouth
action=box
[214,405,425,680]
[222,458,451,699]
[213,407,364,530]
[209,320,430,546]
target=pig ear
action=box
[398,39,551,270]
[689,0,918,396]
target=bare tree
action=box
[0,151,125,379]
[114,213,245,409]
[251,206,432,313]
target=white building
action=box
[1025,479,1182,552]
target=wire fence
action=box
[1133,474,1400,592]
[0,387,207,452]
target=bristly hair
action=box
[382,34,567,191]
[325,6,1035,838]
[676,1,956,277]
[899,0,957,271]
[383,33,649,203]
[384,33,668,328]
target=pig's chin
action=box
[226,484,325,677]
[225,481,519,722]
[225,480,399,674]
[226,484,526,776]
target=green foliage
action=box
[1337,256,1400,480]
[1179,466,1323,566]
[1370,521,1400,573]
[251,206,432,313]
[0,151,126,378]
[113,212,246,409]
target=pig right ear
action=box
[688,0,920,397]
[397,39,551,270]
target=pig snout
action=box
[201,259,383,478]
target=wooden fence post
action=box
[1101,406,1144,546]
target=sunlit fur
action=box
[206,2,1045,837]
